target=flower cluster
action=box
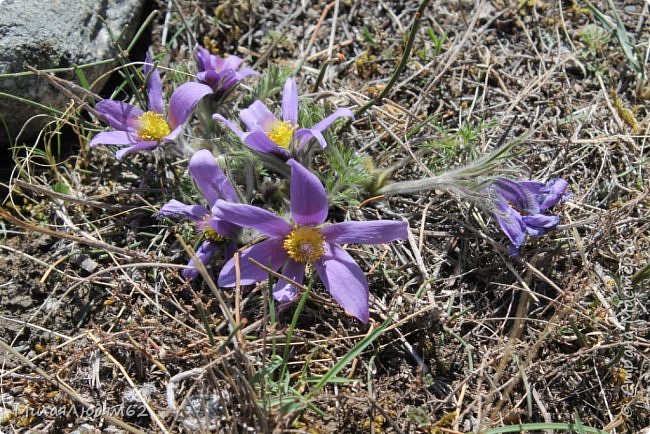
[89,45,570,322]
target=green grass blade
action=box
[307,316,392,398]
[483,422,609,434]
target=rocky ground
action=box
[0,0,649,433]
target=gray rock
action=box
[0,0,147,144]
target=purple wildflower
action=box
[212,78,354,158]
[160,150,240,280]
[194,46,259,94]
[90,52,212,159]
[173,46,259,109]
[211,159,408,323]
[487,178,570,255]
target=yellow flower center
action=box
[267,120,297,149]
[137,111,171,141]
[198,216,226,243]
[283,226,325,263]
[203,227,225,242]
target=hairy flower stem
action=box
[352,0,432,120]
[378,122,522,196]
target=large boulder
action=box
[0,0,148,144]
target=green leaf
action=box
[632,262,650,285]
[483,422,609,434]
[307,316,392,398]
[52,182,70,194]
[303,376,358,384]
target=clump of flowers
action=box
[90,53,211,159]
[485,178,570,255]
[212,159,409,323]
[160,149,241,279]
[85,44,572,322]
[213,78,353,158]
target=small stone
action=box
[79,257,99,274]
[0,0,147,144]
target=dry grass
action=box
[1,0,649,433]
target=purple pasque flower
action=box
[90,52,212,160]
[486,178,570,255]
[194,45,259,94]
[160,149,240,280]
[172,46,259,110]
[211,159,408,323]
[212,78,353,158]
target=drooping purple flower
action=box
[90,52,212,159]
[212,78,354,158]
[211,159,408,323]
[172,46,259,111]
[195,46,259,94]
[486,178,570,255]
[160,150,240,280]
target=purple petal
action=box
[159,199,209,221]
[322,220,409,245]
[287,159,328,226]
[493,200,527,248]
[167,82,213,129]
[189,149,239,206]
[314,243,369,323]
[197,70,223,90]
[221,55,245,71]
[182,241,219,280]
[204,217,240,239]
[89,130,136,147]
[164,125,184,142]
[213,113,245,137]
[295,127,328,149]
[522,214,560,237]
[309,107,354,133]
[491,179,540,215]
[295,107,353,148]
[235,67,259,80]
[218,238,287,287]
[95,100,143,131]
[273,260,305,302]
[144,52,164,114]
[195,45,212,72]
[282,78,298,125]
[538,179,569,211]
[217,72,239,92]
[244,131,290,157]
[240,100,278,132]
[114,141,159,160]
[211,199,292,238]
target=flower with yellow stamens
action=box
[212,159,409,323]
[213,77,353,158]
[160,150,240,280]
[90,51,211,160]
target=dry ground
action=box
[1,0,649,433]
